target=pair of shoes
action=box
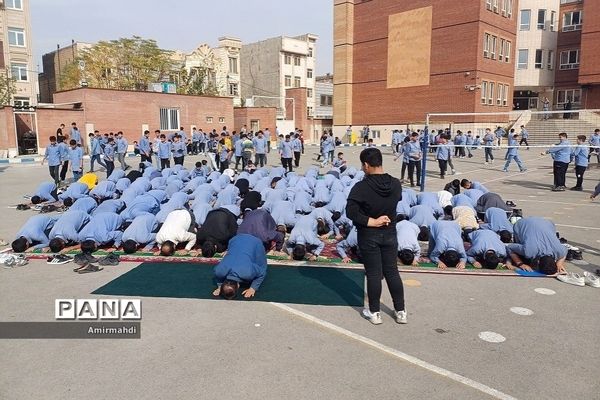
[558,186,566,191]
[557,272,585,286]
[570,186,583,191]
[362,309,408,325]
[46,254,73,265]
[583,272,600,288]
[440,175,445,179]
[16,204,30,210]
[98,252,120,266]
[73,263,104,274]
[395,310,408,324]
[73,252,98,266]
[505,201,516,207]
[451,170,456,175]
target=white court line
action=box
[555,223,600,231]
[482,169,538,184]
[514,199,599,208]
[270,302,518,400]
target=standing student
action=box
[543,132,571,191]
[253,131,267,167]
[57,136,70,183]
[41,136,61,185]
[436,135,451,179]
[589,129,600,165]
[70,122,81,146]
[218,139,232,173]
[406,132,422,188]
[172,135,186,165]
[157,134,172,170]
[264,127,272,154]
[139,130,152,163]
[503,132,527,172]
[68,139,84,180]
[346,148,406,325]
[465,131,474,158]
[292,133,302,167]
[88,133,106,172]
[570,135,589,191]
[279,134,294,172]
[103,137,116,178]
[519,125,530,149]
[483,128,495,164]
[115,131,130,170]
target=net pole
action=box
[420,125,429,192]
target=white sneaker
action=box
[362,309,383,325]
[395,310,408,324]
[583,272,600,288]
[557,272,585,287]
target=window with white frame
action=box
[294,56,301,66]
[520,10,531,30]
[518,49,528,69]
[307,69,313,79]
[481,81,488,105]
[490,36,497,59]
[535,49,544,69]
[284,54,291,65]
[159,108,180,131]
[250,120,259,132]
[504,40,511,62]
[371,130,381,139]
[5,0,23,9]
[550,11,557,31]
[488,82,495,105]
[228,57,238,74]
[10,63,28,81]
[228,82,239,96]
[483,33,490,58]
[320,94,332,106]
[499,39,505,61]
[493,0,499,13]
[501,0,507,16]
[537,9,547,30]
[284,75,291,87]
[502,84,509,106]
[307,107,313,117]
[219,117,225,123]
[547,50,554,70]
[506,0,512,17]
[13,97,30,107]
[307,88,313,98]
[560,49,579,69]
[497,84,503,106]
[563,11,583,31]
[486,0,492,11]
[206,116,213,123]
[294,76,301,88]
[308,48,313,57]
[556,88,581,105]
[8,28,25,47]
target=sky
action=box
[31,0,334,75]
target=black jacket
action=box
[346,173,402,233]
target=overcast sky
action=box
[31,0,333,75]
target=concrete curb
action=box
[0,152,139,165]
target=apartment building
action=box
[0,0,37,106]
[514,0,560,110]
[240,34,318,120]
[333,0,517,137]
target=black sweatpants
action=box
[174,156,184,166]
[408,160,421,186]
[281,157,293,172]
[358,229,405,313]
[401,162,408,180]
[105,160,114,178]
[575,165,586,188]
[48,165,60,184]
[438,159,448,177]
[294,151,301,167]
[553,161,569,188]
[485,147,494,162]
[160,158,171,170]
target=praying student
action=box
[58,182,89,204]
[452,206,479,231]
[48,210,91,253]
[238,208,284,252]
[77,212,124,254]
[427,220,467,270]
[396,220,421,266]
[155,209,197,256]
[89,180,117,201]
[480,207,514,241]
[285,215,325,261]
[336,226,359,264]
[212,234,268,299]
[12,215,57,252]
[78,172,99,190]
[408,204,437,228]
[30,181,58,204]
[121,212,160,254]
[196,208,239,257]
[466,230,507,269]
[68,196,98,214]
[506,217,567,275]
[460,179,489,193]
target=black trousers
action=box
[519,138,529,147]
[105,160,114,178]
[199,143,206,153]
[48,165,60,184]
[141,154,152,163]
[485,147,494,162]
[553,161,569,187]
[358,229,405,313]
[219,159,229,173]
[267,141,271,153]
[281,157,293,172]
[408,160,421,186]
[255,153,266,167]
[294,151,301,167]
[160,158,171,170]
[174,156,184,165]
[60,161,69,181]
[575,165,586,188]
[401,162,408,180]
[438,159,448,177]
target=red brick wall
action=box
[579,0,600,85]
[53,88,233,144]
[556,2,584,88]
[285,88,309,131]
[0,107,17,151]
[348,0,516,124]
[36,109,85,142]
[233,107,277,133]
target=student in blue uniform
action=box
[48,210,91,253]
[68,139,84,181]
[570,135,589,191]
[336,227,358,264]
[212,234,268,299]
[427,220,467,269]
[30,182,58,204]
[12,215,57,252]
[543,132,571,191]
[396,220,421,266]
[121,213,160,254]
[78,212,124,253]
[466,230,507,269]
[285,215,325,260]
[238,208,284,252]
[480,207,514,242]
[41,136,62,185]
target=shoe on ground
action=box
[558,186,566,191]
[98,252,120,266]
[557,272,585,287]
[570,186,583,191]
[395,310,408,324]
[520,169,527,172]
[583,272,600,288]
[47,254,73,265]
[451,170,456,175]
[551,186,560,192]
[362,309,383,325]
[502,169,508,172]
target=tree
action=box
[0,68,17,106]
[175,66,220,96]
[58,36,174,91]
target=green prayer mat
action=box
[92,262,365,307]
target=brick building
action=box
[333,0,518,139]
[556,0,600,109]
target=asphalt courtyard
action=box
[0,146,599,400]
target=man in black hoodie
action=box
[346,148,406,325]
